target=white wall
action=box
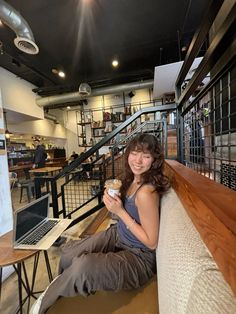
[65,128,80,156]
[9,118,67,140]
[64,110,78,134]
[85,89,152,111]
[0,67,43,119]
[0,68,73,152]
[153,57,204,99]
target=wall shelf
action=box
[77,122,91,126]
[76,102,157,148]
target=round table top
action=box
[0,231,38,267]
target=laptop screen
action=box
[15,194,49,241]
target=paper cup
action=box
[105,179,122,197]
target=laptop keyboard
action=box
[20,220,59,245]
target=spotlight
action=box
[58,71,65,78]
[112,59,119,67]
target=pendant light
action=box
[78,82,91,96]
[3,111,12,139]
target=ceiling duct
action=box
[78,83,91,96]
[0,0,39,54]
[44,112,59,124]
[36,79,153,108]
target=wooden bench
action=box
[157,160,236,313]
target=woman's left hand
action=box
[103,189,124,216]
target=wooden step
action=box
[79,206,110,238]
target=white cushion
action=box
[156,188,236,314]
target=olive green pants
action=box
[38,225,156,314]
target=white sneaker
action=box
[30,290,46,314]
[30,275,61,314]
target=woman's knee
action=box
[59,251,75,273]
[69,254,98,296]
[72,253,95,274]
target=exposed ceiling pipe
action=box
[0,0,39,54]
[36,79,154,107]
[44,112,59,124]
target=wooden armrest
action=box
[165,160,236,295]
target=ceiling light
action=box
[52,68,66,78]
[58,71,65,78]
[3,111,13,139]
[5,129,12,139]
[67,106,71,109]
[112,59,119,67]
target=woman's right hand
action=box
[103,189,124,217]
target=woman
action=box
[35,133,169,314]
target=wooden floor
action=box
[48,277,158,314]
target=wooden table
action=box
[29,166,62,175]
[9,164,33,180]
[0,231,52,314]
[29,166,62,195]
[9,164,33,172]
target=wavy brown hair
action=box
[120,133,170,201]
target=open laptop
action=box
[13,194,72,250]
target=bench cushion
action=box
[156,188,236,314]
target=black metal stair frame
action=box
[57,104,176,180]
[34,104,176,225]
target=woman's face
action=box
[128,150,154,177]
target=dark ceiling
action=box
[0,0,209,97]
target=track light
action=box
[3,111,13,139]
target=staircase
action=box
[34,104,176,228]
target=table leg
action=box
[31,252,40,297]
[22,262,33,313]
[0,267,2,300]
[43,251,53,282]
[16,263,23,314]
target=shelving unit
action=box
[76,110,93,147]
[76,102,157,149]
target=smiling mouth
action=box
[132,165,142,170]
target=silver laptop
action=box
[13,194,72,250]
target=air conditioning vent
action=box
[79,83,91,96]
[14,37,39,55]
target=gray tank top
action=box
[117,186,148,249]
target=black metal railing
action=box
[175,0,236,191]
[34,104,176,225]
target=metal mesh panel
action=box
[61,119,167,218]
[61,160,104,217]
[182,64,236,190]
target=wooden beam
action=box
[79,207,109,238]
[165,159,236,295]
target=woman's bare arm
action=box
[103,186,159,249]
